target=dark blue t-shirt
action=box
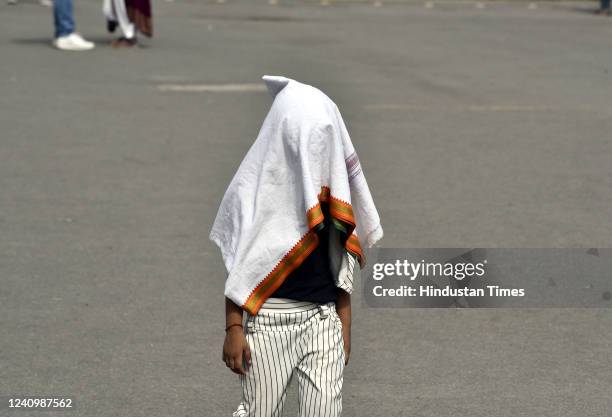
[270,225,337,304]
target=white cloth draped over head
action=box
[210,75,383,315]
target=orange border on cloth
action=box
[243,230,320,314]
[320,186,365,265]
[243,186,365,315]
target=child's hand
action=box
[336,290,352,366]
[342,327,351,366]
[222,327,252,375]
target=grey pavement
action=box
[1,0,611,416]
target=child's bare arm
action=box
[335,290,351,365]
[222,297,251,375]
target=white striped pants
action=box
[233,299,345,417]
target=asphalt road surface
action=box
[1,0,611,416]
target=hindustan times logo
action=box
[372,259,488,281]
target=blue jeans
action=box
[602,0,610,9]
[53,0,75,38]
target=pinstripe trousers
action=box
[233,299,345,417]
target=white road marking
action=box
[466,104,555,112]
[156,83,267,93]
[364,104,561,112]
[150,75,189,82]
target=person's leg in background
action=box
[109,0,137,47]
[596,0,610,14]
[103,0,119,34]
[53,0,75,38]
[52,0,95,51]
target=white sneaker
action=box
[53,33,95,51]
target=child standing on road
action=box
[210,75,383,417]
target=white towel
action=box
[210,75,383,314]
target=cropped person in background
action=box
[103,0,152,47]
[52,0,95,51]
